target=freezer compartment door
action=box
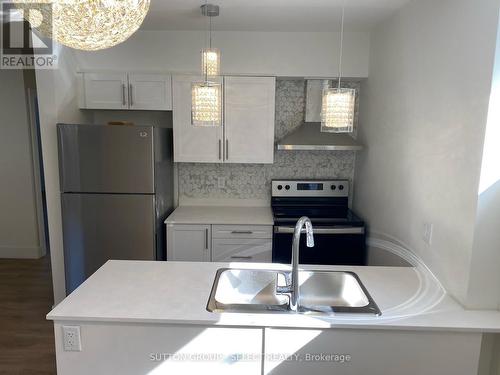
[62,193,156,294]
[58,124,155,193]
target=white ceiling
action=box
[142,0,412,32]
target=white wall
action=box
[73,30,370,78]
[465,16,500,310]
[0,70,43,258]
[36,45,91,303]
[353,0,500,304]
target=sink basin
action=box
[207,269,289,313]
[298,271,380,315]
[207,268,380,315]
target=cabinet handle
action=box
[129,83,133,107]
[225,139,229,160]
[218,139,222,160]
[205,228,209,250]
[274,226,365,235]
[231,231,253,234]
[122,84,126,106]
[230,256,252,260]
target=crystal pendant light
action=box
[201,47,221,76]
[191,82,222,126]
[192,3,222,127]
[321,2,356,133]
[15,0,150,51]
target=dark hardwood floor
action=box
[0,256,57,374]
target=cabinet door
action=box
[264,329,482,375]
[212,238,272,263]
[81,73,128,109]
[167,224,211,261]
[128,73,172,110]
[172,75,223,163]
[224,76,276,164]
[54,323,263,375]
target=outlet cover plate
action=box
[423,223,433,246]
[63,325,82,352]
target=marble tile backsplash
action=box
[178,79,359,203]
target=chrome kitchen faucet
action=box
[290,216,315,311]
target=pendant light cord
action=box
[209,16,212,49]
[204,0,209,83]
[338,1,345,89]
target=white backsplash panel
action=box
[178,79,359,203]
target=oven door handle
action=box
[274,226,365,235]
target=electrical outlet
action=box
[63,325,82,352]
[217,177,226,189]
[423,223,433,246]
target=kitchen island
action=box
[47,260,500,374]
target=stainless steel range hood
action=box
[277,122,363,151]
[276,80,363,151]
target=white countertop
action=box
[47,260,500,332]
[164,205,274,225]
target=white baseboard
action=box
[0,245,45,259]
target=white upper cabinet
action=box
[79,72,172,111]
[172,75,224,163]
[81,73,129,110]
[224,76,275,164]
[172,75,276,164]
[128,73,172,110]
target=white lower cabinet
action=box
[53,322,484,375]
[54,323,263,375]
[212,239,272,262]
[166,224,211,262]
[263,328,482,375]
[167,224,272,262]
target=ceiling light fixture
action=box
[192,3,222,127]
[321,2,356,133]
[15,0,150,51]
[200,3,221,77]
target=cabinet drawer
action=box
[212,225,272,239]
[212,239,272,263]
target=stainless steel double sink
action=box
[207,268,381,315]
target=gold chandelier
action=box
[15,0,150,51]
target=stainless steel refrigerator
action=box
[57,124,174,294]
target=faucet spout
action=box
[290,216,314,312]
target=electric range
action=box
[271,180,367,265]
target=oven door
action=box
[272,226,367,265]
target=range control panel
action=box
[271,180,349,197]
